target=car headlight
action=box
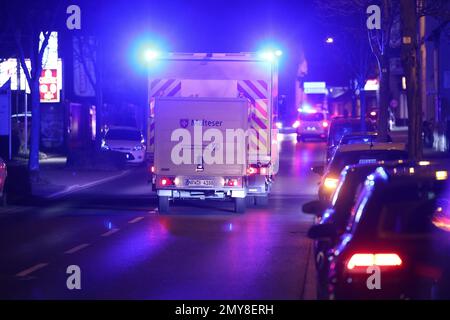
[101,140,110,150]
[324,177,339,190]
[133,145,144,151]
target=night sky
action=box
[80,0,345,113]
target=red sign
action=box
[39,69,59,103]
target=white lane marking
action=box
[47,170,131,199]
[128,216,144,224]
[16,263,49,277]
[64,243,90,254]
[101,228,120,237]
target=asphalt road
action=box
[0,134,324,299]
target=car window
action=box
[378,183,449,237]
[299,113,324,121]
[346,183,372,233]
[106,129,142,141]
[329,121,374,146]
[342,136,377,145]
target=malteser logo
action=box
[179,119,224,128]
[180,119,189,128]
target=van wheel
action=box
[234,197,246,213]
[255,195,269,206]
[158,196,170,213]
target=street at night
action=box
[0,135,320,299]
[1,0,450,313]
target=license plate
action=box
[307,127,316,131]
[359,159,377,164]
[185,179,215,187]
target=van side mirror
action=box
[302,200,328,216]
[307,224,337,240]
[312,166,324,176]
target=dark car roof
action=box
[330,117,370,125]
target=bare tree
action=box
[3,1,65,178]
[72,35,104,147]
[315,0,397,139]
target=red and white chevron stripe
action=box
[237,80,270,159]
[149,79,182,97]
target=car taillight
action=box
[347,253,403,270]
[260,167,268,175]
[322,121,329,128]
[246,167,257,175]
[160,177,174,186]
[224,178,240,187]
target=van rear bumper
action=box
[157,188,246,199]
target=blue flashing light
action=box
[298,104,316,114]
[144,49,160,61]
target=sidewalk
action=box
[7,156,131,200]
[390,126,450,159]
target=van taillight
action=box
[347,253,402,270]
[224,178,240,187]
[160,177,174,186]
[246,166,269,176]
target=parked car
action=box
[312,142,408,201]
[101,126,146,164]
[339,132,392,146]
[326,118,375,163]
[308,163,450,299]
[0,157,7,206]
[304,160,433,299]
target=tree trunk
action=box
[28,79,41,178]
[400,0,422,160]
[378,54,390,141]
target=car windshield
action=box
[379,183,449,236]
[299,113,324,121]
[330,121,374,146]
[106,129,141,141]
[329,150,408,176]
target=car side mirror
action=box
[307,224,337,240]
[302,200,328,216]
[312,165,324,176]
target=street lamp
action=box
[325,37,334,44]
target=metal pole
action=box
[8,87,12,160]
[24,90,28,153]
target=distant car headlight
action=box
[101,140,110,150]
[276,122,283,129]
[133,145,145,151]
